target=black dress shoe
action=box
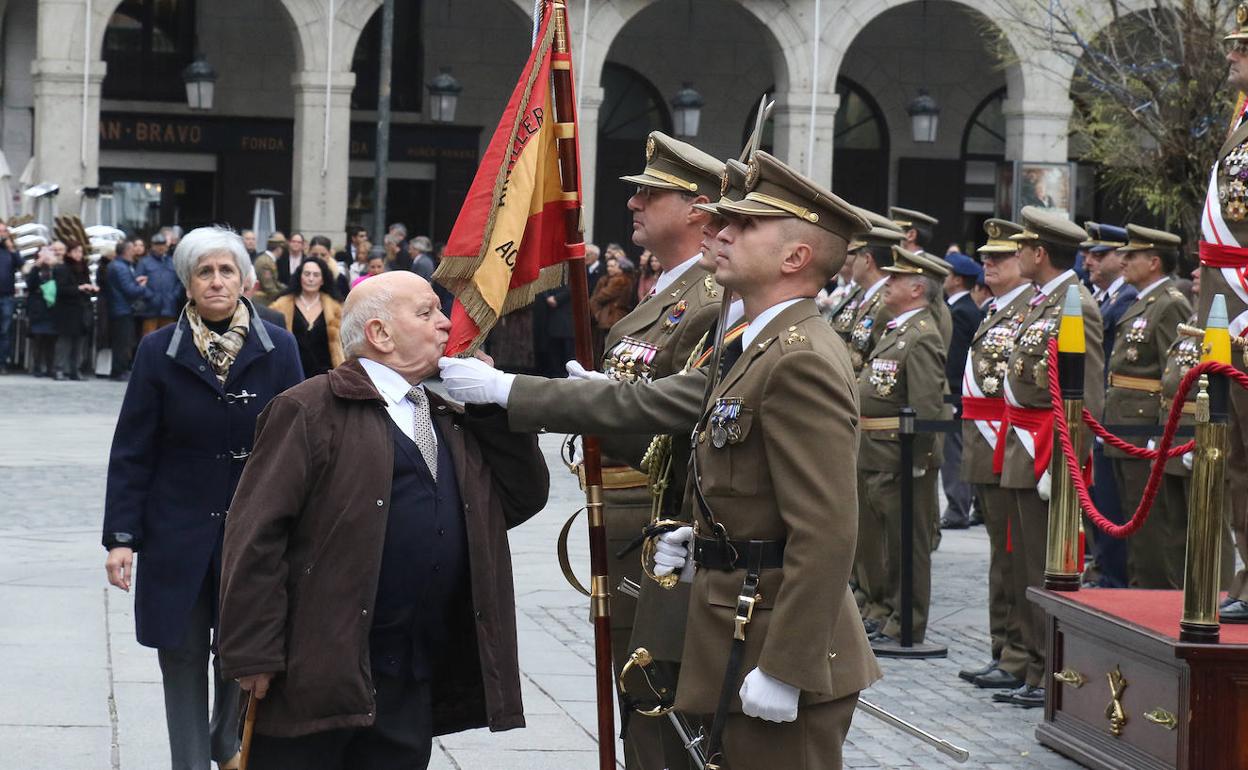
[968,512,984,526]
[992,683,1029,704]
[1221,595,1237,610]
[957,659,998,683]
[1012,686,1045,708]
[940,515,970,530]
[863,617,881,635]
[973,667,1025,690]
[1221,599,1248,624]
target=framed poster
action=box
[996,161,1077,221]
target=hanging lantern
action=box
[427,67,463,124]
[182,55,218,111]
[670,82,705,139]
[907,88,940,143]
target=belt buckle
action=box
[733,591,760,641]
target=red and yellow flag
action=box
[433,1,581,355]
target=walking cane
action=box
[239,693,257,770]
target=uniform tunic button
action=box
[376,499,384,507]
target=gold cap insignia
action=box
[645,136,656,162]
[1239,4,1247,26]
[985,221,1000,239]
[720,168,730,198]
[745,158,760,192]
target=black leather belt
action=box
[693,535,784,571]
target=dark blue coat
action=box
[103,304,303,649]
[1100,281,1138,382]
[136,253,182,318]
[106,258,153,319]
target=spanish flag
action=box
[433,0,581,355]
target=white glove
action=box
[739,668,800,723]
[1037,469,1052,502]
[912,466,927,478]
[1146,439,1157,451]
[653,526,695,582]
[1182,451,1194,471]
[438,356,516,407]
[566,360,608,381]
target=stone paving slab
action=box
[0,374,1093,768]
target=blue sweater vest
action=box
[370,419,468,679]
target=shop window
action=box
[352,3,424,112]
[103,0,197,102]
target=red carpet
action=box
[1066,589,1248,645]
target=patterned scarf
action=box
[186,301,250,384]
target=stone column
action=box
[1003,96,1072,164]
[772,89,840,186]
[31,57,105,214]
[290,69,356,243]
[577,84,603,243]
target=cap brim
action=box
[619,173,686,192]
[692,201,722,215]
[716,198,792,218]
[1227,32,1248,41]
[977,244,1017,254]
[847,240,867,251]
[881,264,923,275]
[1009,230,1040,241]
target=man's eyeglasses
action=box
[1229,39,1248,55]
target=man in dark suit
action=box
[939,252,985,529]
[532,286,574,379]
[1081,222,1134,587]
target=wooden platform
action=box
[1030,588,1248,770]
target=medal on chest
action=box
[851,316,874,350]
[709,397,744,448]
[1223,142,1248,221]
[604,336,659,383]
[662,300,687,333]
[869,357,900,397]
[1020,318,1056,349]
[834,300,857,331]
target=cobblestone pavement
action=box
[1,373,1085,768]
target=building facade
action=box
[0,0,1127,250]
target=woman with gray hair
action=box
[101,225,303,770]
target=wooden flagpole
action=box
[547,2,617,767]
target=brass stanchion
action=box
[1045,285,1085,591]
[1180,294,1231,643]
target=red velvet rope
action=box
[1046,337,1248,538]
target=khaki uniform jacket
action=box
[847,282,889,373]
[857,306,948,472]
[1160,314,1201,477]
[1000,274,1104,490]
[519,263,720,472]
[829,283,863,338]
[961,285,1035,485]
[1104,281,1191,457]
[677,299,881,714]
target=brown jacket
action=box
[589,272,635,329]
[219,359,549,738]
[678,300,881,714]
[268,293,346,369]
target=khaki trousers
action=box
[977,484,1029,679]
[1115,457,1184,589]
[859,470,937,641]
[854,472,889,622]
[604,484,693,770]
[1007,489,1050,688]
[700,692,859,770]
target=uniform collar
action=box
[1095,275,1125,302]
[991,282,1030,312]
[887,307,923,329]
[652,253,702,295]
[1036,269,1077,299]
[1134,275,1170,300]
[725,298,746,328]
[743,297,804,349]
[861,277,888,305]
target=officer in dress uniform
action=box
[1199,7,1248,622]
[940,253,986,531]
[441,142,738,770]
[997,206,1104,708]
[856,247,950,648]
[1105,225,1191,589]
[890,206,953,346]
[956,218,1032,693]
[1159,274,1237,593]
[841,216,906,372]
[1081,222,1134,588]
[647,151,880,769]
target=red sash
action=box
[1004,405,1053,481]
[961,396,1010,474]
[1199,240,1248,268]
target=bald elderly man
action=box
[218,272,550,769]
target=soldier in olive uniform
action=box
[1199,8,1248,622]
[1105,225,1191,588]
[1159,282,1237,592]
[890,206,954,347]
[647,151,881,769]
[956,219,1032,692]
[857,247,950,647]
[997,206,1104,708]
[841,217,906,372]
